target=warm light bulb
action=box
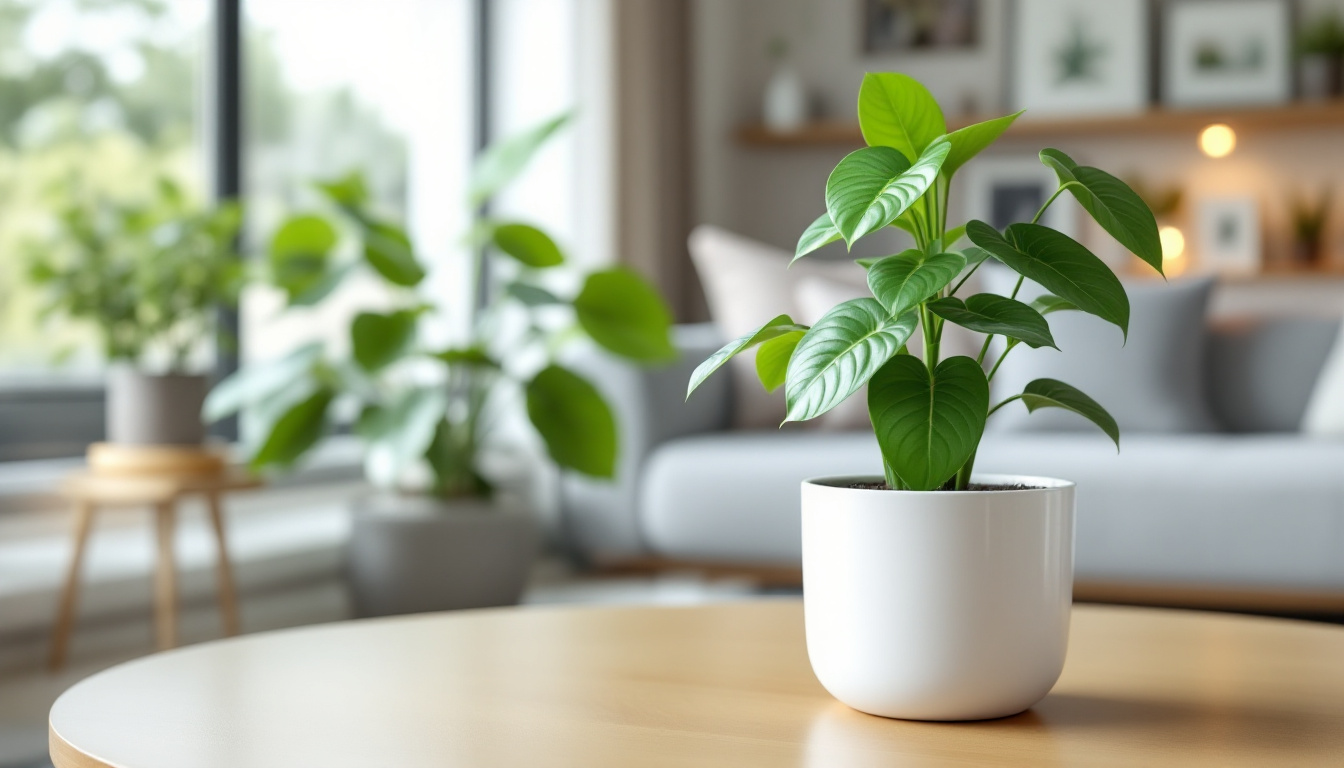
[1159,225,1188,276]
[1199,124,1236,158]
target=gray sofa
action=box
[561,319,1344,598]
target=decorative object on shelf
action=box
[763,37,808,132]
[1290,186,1332,266]
[688,72,1161,720]
[1197,196,1262,274]
[1012,0,1149,116]
[862,0,978,53]
[1296,9,1344,99]
[25,178,243,446]
[1128,178,1188,275]
[205,116,674,618]
[965,156,1077,237]
[1163,0,1292,108]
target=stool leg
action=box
[153,501,178,650]
[205,492,241,636]
[49,501,95,671]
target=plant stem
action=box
[883,459,904,490]
[987,394,1023,419]
[948,260,983,297]
[954,447,977,490]
[986,341,1016,383]
[1031,182,1079,225]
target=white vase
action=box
[802,474,1075,721]
[763,66,808,132]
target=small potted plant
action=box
[1297,10,1344,99]
[206,116,674,616]
[1290,187,1331,267]
[26,178,243,447]
[689,73,1162,721]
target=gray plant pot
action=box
[346,494,540,618]
[105,367,208,445]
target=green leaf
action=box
[794,212,843,263]
[826,141,950,246]
[687,314,807,398]
[352,309,421,372]
[1030,294,1078,315]
[1039,148,1163,274]
[526,364,617,478]
[492,223,565,267]
[942,111,1024,178]
[966,220,1129,337]
[358,388,448,484]
[574,268,676,363]
[469,113,570,206]
[291,260,356,307]
[857,72,946,162]
[866,249,966,316]
[784,299,918,422]
[756,330,805,392]
[1019,378,1120,449]
[927,294,1057,349]
[203,342,323,422]
[315,171,369,208]
[430,346,500,368]
[251,388,334,470]
[943,223,967,248]
[867,355,989,491]
[960,245,992,268]
[362,221,425,287]
[269,214,338,302]
[505,282,563,306]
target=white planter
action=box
[802,474,1075,721]
[763,66,808,132]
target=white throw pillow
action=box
[1301,320,1344,435]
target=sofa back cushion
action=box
[1209,317,1341,432]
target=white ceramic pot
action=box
[802,474,1075,721]
[763,66,808,132]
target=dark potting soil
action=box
[847,482,1042,492]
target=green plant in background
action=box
[25,177,243,370]
[1298,10,1344,58]
[205,116,675,496]
[1290,186,1332,264]
[689,73,1162,491]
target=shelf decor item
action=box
[1012,0,1149,116]
[205,116,674,617]
[1163,0,1292,108]
[1297,9,1344,99]
[1197,196,1262,274]
[688,73,1162,720]
[763,37,808,132]
[25,178,243,446]
[862,0,979,54]
[1290,187,1332,266]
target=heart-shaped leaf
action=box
[794,212,843,263]
[526,364,617,478]
[492,223,565,267]
[1030,294,1078,315]
[927,294,1057,349]
[269,214,338,302]
[867,249,966,316]
[942,111,1024,178]
[867,355,988,491]
[825,140,950,245]
[966,220,1129,337]
[352,309,421,372]
[1040,148,1163,275]
[756,330,804,392]
[1018,378,1119,449]
[688,314,808,398]
[251,387,334,470]
[362,221,426,287]
[857,72,946,163]
[574,268,676,363]
[784,299,917,422]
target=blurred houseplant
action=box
[1298,10,1344,98]
[26,178,242,445]
[1290,187,1331,266]
[205,116,674,616]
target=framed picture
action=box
[862,0,979,54]
[1012,0,1149,116]
[1197,197,1261,274]
[1163,0,1291,107]
[964,157,1077,238]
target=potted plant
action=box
[1290,187,1331,266]
[1297,10,1344,99]
[205,116,675,617]
[26,178,243,447]
[688,73,1162,721]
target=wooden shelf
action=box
[737,100,1344,146]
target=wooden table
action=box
[49,601,1344,767]
[49,467,259,670]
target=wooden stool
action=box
[48,444,260,671]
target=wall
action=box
[691,0,1344,317]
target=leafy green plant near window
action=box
[688,73,1162,491]
[205,116,675,497]
[25,177,243,370]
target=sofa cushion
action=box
[1209,317,1341,432]
[1300,319,1344,435]
[986,269,1219,433]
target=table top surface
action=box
[50,600,1344,768]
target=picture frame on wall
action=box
[1162,0,1292,107]
[1197,197,1261,274]
[1012,0,1149,116]
[964,157,1077,238]
[862,0,980,54]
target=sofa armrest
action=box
[558,323,731,561]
